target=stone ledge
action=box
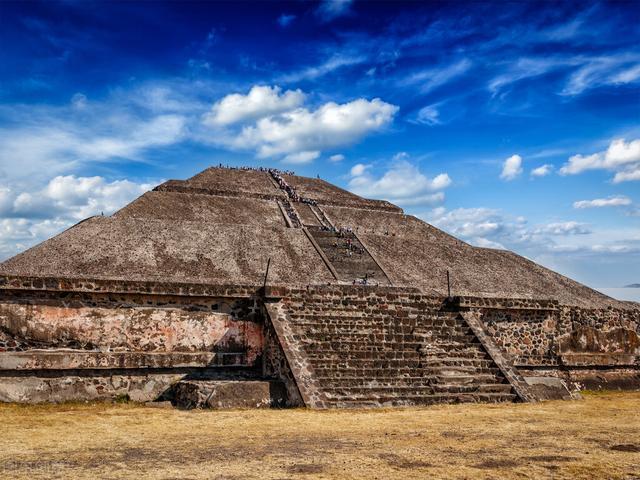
[560,352,638,367]
[455,296,560,311]
[0,275,262,298]
[0,351,247,370]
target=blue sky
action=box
[0,0,639,298]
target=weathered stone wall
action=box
[460,296,640,370]
[0,289,263,364]
[478,308,558,366]
[0,281,274,403]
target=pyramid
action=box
[0,167,637,406]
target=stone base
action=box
[173,380,287,409]
[523,376,576,401]
[0,372,184,403]
[519,367,640,393]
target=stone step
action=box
[322,392,518,406]
[322,383,511,397]
[289,318,464,330]
[304,351,424,360]
[433,383,513,394]
[314,374,505,387]
[312,365,501,377]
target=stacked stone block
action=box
[276,287,517,407]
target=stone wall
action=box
[458,296,640,370]
[0,281,272,403]
[0,289,263,364]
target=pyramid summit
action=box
[0,166,638,406]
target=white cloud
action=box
[573,196,632,209]
[500,154,523,181]
[400,59,472,93]
[0,175,153,260]
[531,164,553,177]
[560,138,640,183]
[414,104,441,125]
[348,160,450,206]
[282,151,320,164]
[0,113,187,181]
[350,163,369,176]
[488,55,640,97]
[217,96,398,158]
[329,154,345,162]
[426,207,509,247]
[278,54,367,83]
[204,85,305,126]
[613,167,640,183]
[316,0,353,21]
[534,221,591,235]
[489,57,574,94]
[562,56,640,96]
[1,175,152,221]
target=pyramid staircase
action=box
[306,226,391,285]
[266,287,529,408]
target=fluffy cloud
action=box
[560,138,640,182]
[533,221,591,235]
[573,196,632,209]
[348,160,450,206]
[424,207,631,260]
[282,151,320,164]
[0,175,153,259]
[531,164,553,177]
[329,154,345,162]
[204,86,305,126]
[207,88,398,160]
[1,175,152,221]
[500,154,523,180]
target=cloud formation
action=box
[573,196,632,209]
[500,154,523,181]
[0,175,152,259]
[204,86,305,126]
[533,221,591,235]
[531,164,553,177]
[349,159,450,206]
[206,87,398,160]
[560,138,640,183]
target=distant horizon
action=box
[0,0,638,295]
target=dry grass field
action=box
[1,391,639,480]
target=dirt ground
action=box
[1,391,639,480]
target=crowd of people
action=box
[214,164,295,176]
[269,169,300,201]
[282,199,302,228]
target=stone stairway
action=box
[273,287,519,407]
[307,227,390,285]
